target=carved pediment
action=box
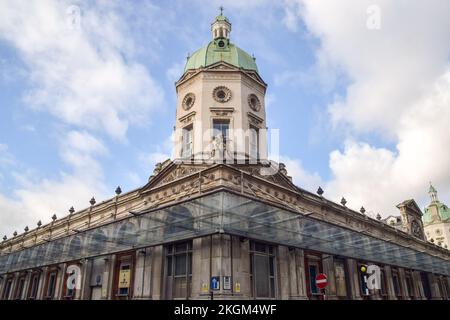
[141,162,211,193]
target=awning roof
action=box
[1,191,449,275]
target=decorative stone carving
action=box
[212,86,232,103]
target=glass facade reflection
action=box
[1,191,449,276]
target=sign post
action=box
[315,273,328,300]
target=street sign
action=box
[223,276,231,290]
[211,276,220,290]
[315,273,328,289]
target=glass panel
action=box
[254,242,266,253]
[167,256,172,276]
[47,273,56,298]
[175,242,187,253]
[269,256,274,276]
[309,265,318,294]
[392,273,401,296]
[359,268,368,295]
[254,254,269,297]
[175,254,187,276]
[1,191,450,278]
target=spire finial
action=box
[219,6,224,16]
[429,182,438,202]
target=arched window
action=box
[88,229,107,255]
[164,205,193,237]
[116,221,137,248]
[67,236,82,259]
[248,204,277,238]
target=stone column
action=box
[384,266,396,300]
[104,254,115,300]
[55,263,66,300]
[191,237,206,299]
[22,271,32,300]
[231,236,250,300]
[412,271,424,300]
[150,245,163,300]
[80,259,92,300]
[346,259,361,300]
[133,248,152,299]
[37,267,48,300]
[322,254,338,300]
[398,268,409,300]
[446,277,450,300]
[287,248,308,299]
[210,234,233,300]
[278,245,290,300]
[428,273,442,300]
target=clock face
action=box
[182,93,195,110]
[411,220,422,237]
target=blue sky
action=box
[1,0,450,237]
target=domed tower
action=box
[173,11,268,164]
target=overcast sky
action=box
[1,0,449,237]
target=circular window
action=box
[247,94,261,112]
[218,40,225,48]
[212,86,232,103]
[182,93,195,110]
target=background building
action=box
[423,184,450,250]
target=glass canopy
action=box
[1,191,449,276]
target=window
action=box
[2,278,13,300]
[250,241,276,299]
[118,263,131,296]
[28,273,40,300]
[113,252,135,300]
[181,125,193,158]
[420,272,432,300]
[14,277,25,300]
[249,126,259,159]
[165,241,192,299]
[45,271,58,300]
[358,263,370,296]
[405,271,415,298]
[213,120,229,144]
[391,269,402,298]
[379,268,388,299]
[334,259,348,299]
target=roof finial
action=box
[219,5,224,16]
[429,181,438,202]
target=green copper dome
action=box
[184,40,258,73]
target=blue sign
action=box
[211,276,220,290]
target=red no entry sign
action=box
[315,273,328,289]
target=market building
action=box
[1,13,450,301]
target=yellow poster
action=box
[118,269,130,288]
[235,282,241,293]
[201,282,208,293]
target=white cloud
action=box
[281,0,450,216]
[0,1,168,237]
[0,130,108,237]
[280,156,323,192]
[0,0,165,141]
[166,61,185,84]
